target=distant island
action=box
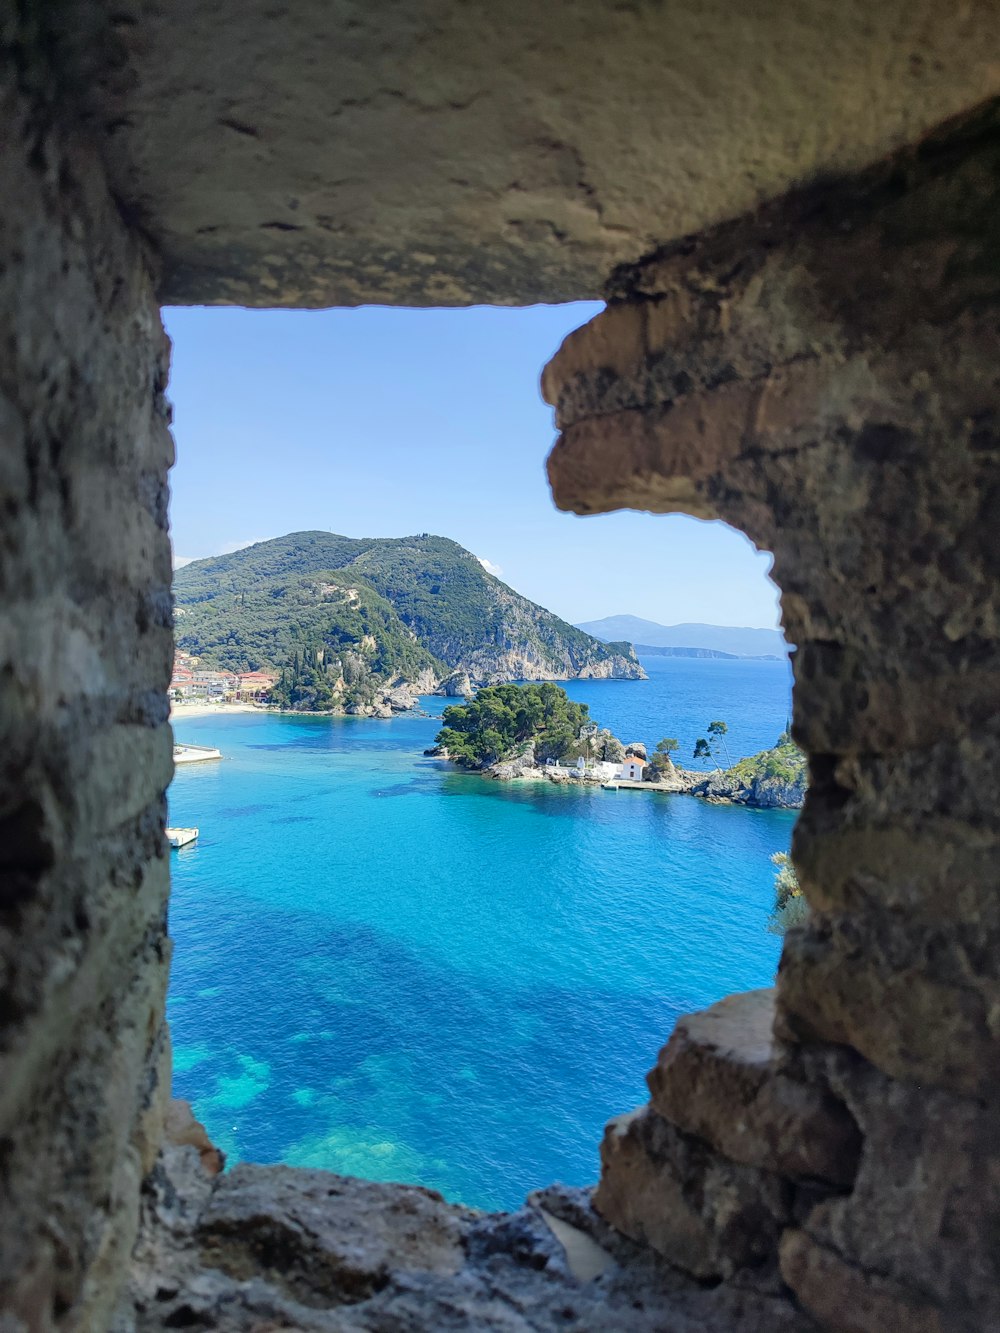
[576,615,789,660]
[172,532,644,715]
[432,682,806,810]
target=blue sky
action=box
[163,304,781,629]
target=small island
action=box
[431,682,806,810]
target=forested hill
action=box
[173,532,644,686]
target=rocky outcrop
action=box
[456,646,644,686]
[342,668,440,718]
[575,656,641,680]
[690,769,806,809]
[115,1140,809,1331]
[163,1101,225,1179]
[482,757,541,783]
[436,669,473,697]
[595,991,861,1293]
[647,762,694,793]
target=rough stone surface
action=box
[593,1104,794,1286]
[544,101,1000,1329]
[647,991,861,1185]
[691,768,807,809]
[164,1098,225,1177]
[779,1231,944,1333]
[6,5,1000,1329]
[115,1144,812,1331]
[0,26,174,1332]
[46,1,1000,306]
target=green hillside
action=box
[173,532,643,692]
[173,565,441,681]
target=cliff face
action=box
[685,736,806,808]
[457,642,642,685]
[690,768,805,809]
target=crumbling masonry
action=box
[2,4,999,1330]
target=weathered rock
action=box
[0,34,174,1330]
[779,1230,945,1333]
[624,742,647,760]
[437,670,473,698]
[596,728,625,763]
[163,1100,225,1177]
[487,756,541,781]
[593,1104,793,1284]
[783,1047,1000,1325]
[385,686,419,712]
[116,1144,811,1331]
[691,769,806,809]
[199,1164,474,1302]
[47,2,1000,308]
[543,102,1000,1326]
[647,991,861,1186]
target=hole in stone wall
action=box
[163,304,797,1210]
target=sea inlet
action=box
[168,655,795,1210]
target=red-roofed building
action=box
[236,672,277,701]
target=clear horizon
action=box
[163,304,782,630]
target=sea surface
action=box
[168,655,796,1211]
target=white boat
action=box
[166,827,199,848]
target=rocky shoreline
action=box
[265,655,644,718]
[437,739,805,811]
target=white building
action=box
[619,758,646,781]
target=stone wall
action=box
[0,26,174,1331]
[49,0,1000,307]
[4,5,1000,1325]
[543,102,1000,1329]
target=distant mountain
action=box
[633,644,740,660]
[173,533,644,708]
[576,616,788,659]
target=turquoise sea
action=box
[168,655,795,1210]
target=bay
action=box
[168,655,795,1210]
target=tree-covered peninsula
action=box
[435,682,599,767]
[435,689,808,812]
[173,531,643,713]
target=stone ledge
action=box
[592,1103,793,1287]
[115,1143,813,1331]
[647,990,861,1186]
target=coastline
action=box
[170,701,262,720]
[474,766,803,810]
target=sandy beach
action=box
[170,701,263,720]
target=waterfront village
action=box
[171,649,277,704]
[170,653,654,787]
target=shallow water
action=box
[168,656,795,1210]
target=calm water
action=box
[168,656,795,1210]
